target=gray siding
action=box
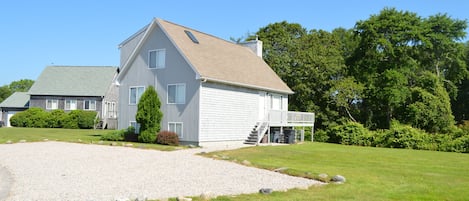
[199,82,259,142]
[29,95,103,116]
[118,24,200,143]
[120,30,146,66]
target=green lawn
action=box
[0,127,179,151]
[201,142,469,201]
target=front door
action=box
[258,92,267,121]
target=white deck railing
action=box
[267,110,315,126]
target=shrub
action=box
[138,129,156,143]
[156,131,179,146]
[311,129,329,142]
[62,110,97,129]
[327,121,373,146]
[10,107,48,128]
[100,129,126,141]
[46,109,66,128]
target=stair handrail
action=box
[257,121,269,144]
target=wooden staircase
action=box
[244,121,269,145]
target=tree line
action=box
[250,8,469,135]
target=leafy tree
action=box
[136,85,163,142]
[0,85,11,103]
[9,79,34,92]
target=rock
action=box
[19,139,27,143]
[176,196,192,201]
[114,198,129,201]
[200,191,214,200]
[43,139,49,141]
[241,160,251,166]
[110,142,118,146]
[125,143,133,147]
[77,139,82,143]
[98,141,104,144]
[273,167,288,172]
[318,173,329,182]
[221,155,230,160]
[188,144,196,148]
[259,188,273,194]
[331,175,346,183]
[134,195,147,201]
[6,140,13,144]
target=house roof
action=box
[0,92,29,108]
[118,18,293,94]
[28,66,117,96]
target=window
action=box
[65,99,77,110]
[271,95,282,110]
[130,121,141,134]
[84,100,96,110]
[149,49,166,69]
[169,122,183,138]
[167,84,185,104]
[46,99,58,110]
[105,102,117,118]
[129,86,145,105]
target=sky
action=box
[1,0,468,86]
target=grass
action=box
[0,127,181,151]
[199,142,469,201]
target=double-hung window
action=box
[65,99,77,110]
[84,100,96,110]
[129,86,145,105]
[167,84,185,104]
[169,122,183,138]
[149,49,166,69]
[46,99,58,110]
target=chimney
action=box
[240,37,263,58]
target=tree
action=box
[9,79,34,92]
[0,85,11,103]
[136,86,163,143]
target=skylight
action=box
[184,30,199,44]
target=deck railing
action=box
[268,110,315,126]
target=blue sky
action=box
[1,0,468,86]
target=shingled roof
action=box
[0,92,29,108]
[28,66,117,96]
[118,18,293,94]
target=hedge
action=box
[10,107,97,129]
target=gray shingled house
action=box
[28,66,119,129]
[116,18,314,145]
[0,92,30,127]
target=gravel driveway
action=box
[0,142,321,201]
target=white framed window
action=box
[65,99,77,110]
[84,100,96,110]
[105,101,117,118]
[167,84,185,104]
[129,86,145,105]
[168,122,183,138]
[46,99,58,110]
[130,121,141,134]
[149,49,166,69]
[271,95,283,110]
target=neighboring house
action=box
[0,92,30,127]
[28,66,119,129]
[116,18,314,145]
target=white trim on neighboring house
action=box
[84,100,97,110]
[167,83,186,104]
[129,86,145,105]
[65,99,77,110]
[148,49,166,69]
[201,76,294,95]
[168,122,183,138]
[46,99,58,110]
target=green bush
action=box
[311,129,329,142]
[328,121,373,146]
[62,110,97,129]
[156,131,179,146]
[138,129,156,143]
[10,107,48,128]
[100,126,136,141]
[46,110,66,128]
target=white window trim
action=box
[46,99,58,110]
[129,86,145,105]
[84,100,97,110]
[65,99,77,110]
[148,49,166,69]
[167,83,186,104]
[168,122,183,138]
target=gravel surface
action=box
[0,141,322,201]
